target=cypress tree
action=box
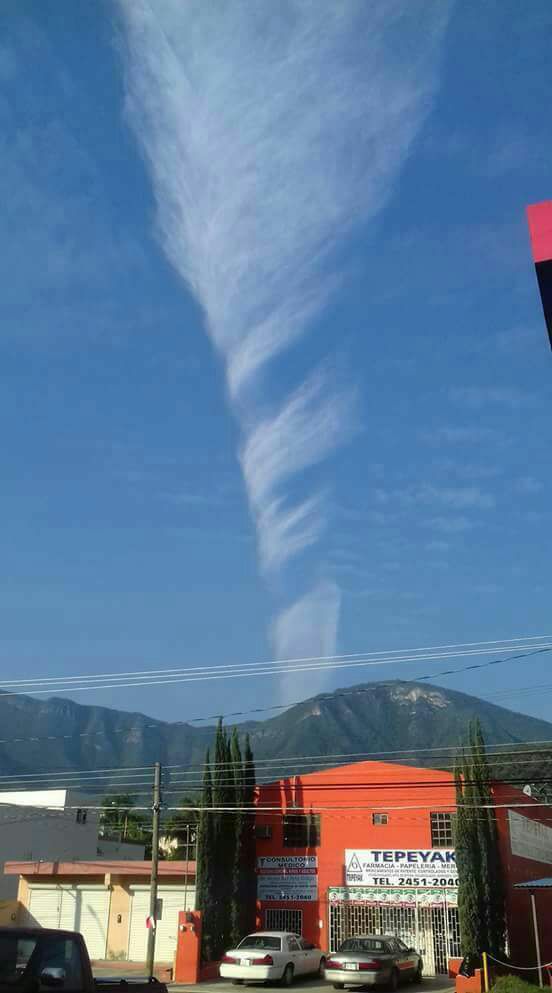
[230,728,245,948]
[196,749,216,962]
[455,723,506,959]
[470,720,506,956]
[455,754,482,957]
[211,719,235,958]
[241,733,257,934]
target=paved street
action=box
[171,977,455,993]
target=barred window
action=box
[283,814,320,847]
[431,811,454,847]
[372,813,388,825]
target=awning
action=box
[515,878,552,890]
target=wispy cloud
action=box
[118,0,450,656]
[271,580,340,700]
[240,372,353,569]
[515,475,544,495]
[419,425,502,446]
[450,386,534,410]
[375,483,495,510]
[425,515,476,534]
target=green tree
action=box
[240,733,257,934]
[230,728,244,948]
[455,721,506,958]
[211,720,235,957]
[100,794,146,842]
[455,756,482,957]
[196,750,217,962]
[196,724,257,961]
[161,798,198,861]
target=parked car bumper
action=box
[220,963,284,982]
[324,967,391,986]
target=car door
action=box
[298,938,319,974]
[286,936,304,974]
[393,938,417,979]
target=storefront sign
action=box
[257,855,318,902]
[329,886,458,908]
[509,810,552,864]
[345,849,457,888]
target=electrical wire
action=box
[2,633,548,689]
[1,645,551,752]
[3,740,552,792]
[1,639,551,698]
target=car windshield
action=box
[339,939,387,953]
[238,936,282,951]
[0,936,38,984]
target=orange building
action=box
[254,760,552,975]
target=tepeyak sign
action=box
[345,849,457,888]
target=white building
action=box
[0,789,144,901]
[0,789,99,900]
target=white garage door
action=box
[26,886,110,960]
[27,887,74,931]
[128,887,195,963]
[74,889,110,960]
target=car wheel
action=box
[389,968,399,992]
[232,982,244,986]
[412,964,423,984]
[281,964,294,987]
[332,984,344,990]
[319,957,326,978]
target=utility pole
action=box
[146,762,162,980]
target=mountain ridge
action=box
[1,680,551,788]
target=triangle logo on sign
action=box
[347,853,362,873]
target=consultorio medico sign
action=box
[345,849,458,889]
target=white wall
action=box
[0,793,100,900]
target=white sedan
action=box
[220,931,326,986]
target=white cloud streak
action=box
[117,0,450,655]
[271,580,341,700]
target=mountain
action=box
[1,681,552,791]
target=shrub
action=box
[491,975,538,993]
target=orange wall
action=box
[256,761,552,962]
[493,783,552,968]
[255,760,456,949]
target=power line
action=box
[0,644,551,752]
[3,735,552,791]
[2,633,547,689]
[1,638,551,697]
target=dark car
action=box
[0,928,167,993]
[325,934,423,990]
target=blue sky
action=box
[1,0,552,726]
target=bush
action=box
[491,976,539,993]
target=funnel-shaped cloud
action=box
[117,0,450,653]
[271,580,341,700]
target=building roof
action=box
[514,878,552,890]
[4,860,196,877]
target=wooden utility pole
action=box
[146,762,162,979]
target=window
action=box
[264,908,303,935]
[238,936,282,951]
[255,824,273,840]
[38,938,83,992]
[287,937,300,952]
[372,813,388,825]
[0,935,38,983]
[431,811,454,847]
[282,814,320,847]
[339,938,386,953]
